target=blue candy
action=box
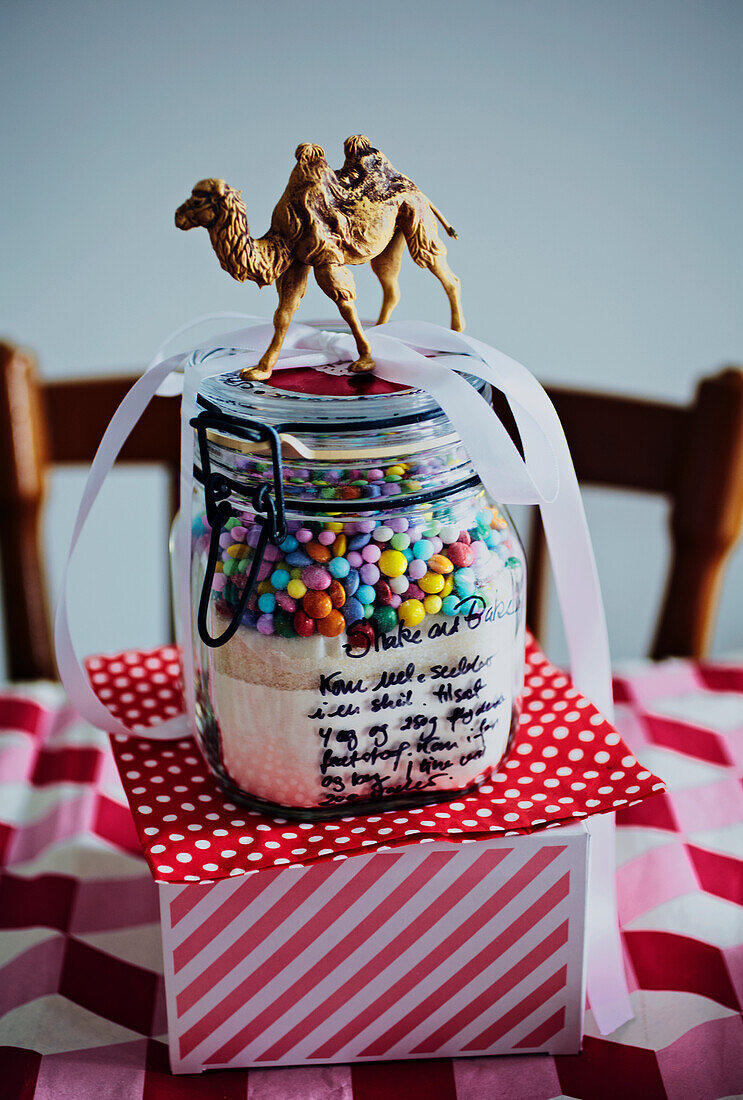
[348,533,372,550]
[357,584,376,605]
[258,593,276,613]
[342,569,360,597]
[286,550,312,567]
[413,539,434,560]
[442,594,460,616]
[341,596,364,623]
[328,556,350,579]
[454,568,475,590]
[279,535,299,553]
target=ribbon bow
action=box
[54,312,631,1035]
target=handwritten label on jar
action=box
[308,607,516,807]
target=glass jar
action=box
[188,347,526,819]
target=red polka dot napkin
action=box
[93,635,664,883]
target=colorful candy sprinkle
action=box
[203,453,522,641]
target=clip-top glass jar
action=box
[188,346,526,820]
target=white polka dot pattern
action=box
[90,637,665,883]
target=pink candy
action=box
[408,559,427,581]
[301,565,331,590]
[257,614,274,635]
[406,583,425,601]
[296,528,313,543]
[361,543,381,563]
[448,542,474,568]
[347,551,363,568]
[360,563,380,585]
[317,530,336,546]
[275,591,297,613]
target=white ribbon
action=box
[54,314,631,1034]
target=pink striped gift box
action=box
[158,829,589,1073]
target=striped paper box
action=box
[159,826,589,1072]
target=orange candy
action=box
[428,553,454,574]
[327,579,346,609]
[316,609,346,637]
[306,541,332,563]
[302,590,332,619]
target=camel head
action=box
[175,179,240,230]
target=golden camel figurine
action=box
[174,135,464,380]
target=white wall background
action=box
[1,0,742,674]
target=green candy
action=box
[374,605,398,633]
[225,517,240,530]
[274,610,296,638]
[222,558,239,576]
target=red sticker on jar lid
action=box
[265,366,409,398]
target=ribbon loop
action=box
[300,328,357,361]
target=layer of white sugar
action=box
[206,595,524,810]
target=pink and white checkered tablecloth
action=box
[1,655,741,1099]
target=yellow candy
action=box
[226,543,250,559]
[257,580,275,595]
[386,464,406,477]
[419,571,445,594]
[333,534,347,557]
[398,598,426,627]
[423,594,443,615]
[326,521,344,533]
[287,579,307,599]
[441,575,454,597]
[215,562,224,573]
[378,549,408,578]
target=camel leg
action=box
[314,263,375,372]
[426,252,465,332]
[241,261,310,381]
[371,230,405,325]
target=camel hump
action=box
[295,143,326,165]
[343,134,373,158]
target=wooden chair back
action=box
[0,342,180,680]
[1,339,742,680]
[513,368,743,659]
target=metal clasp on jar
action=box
[191,411,288,648]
